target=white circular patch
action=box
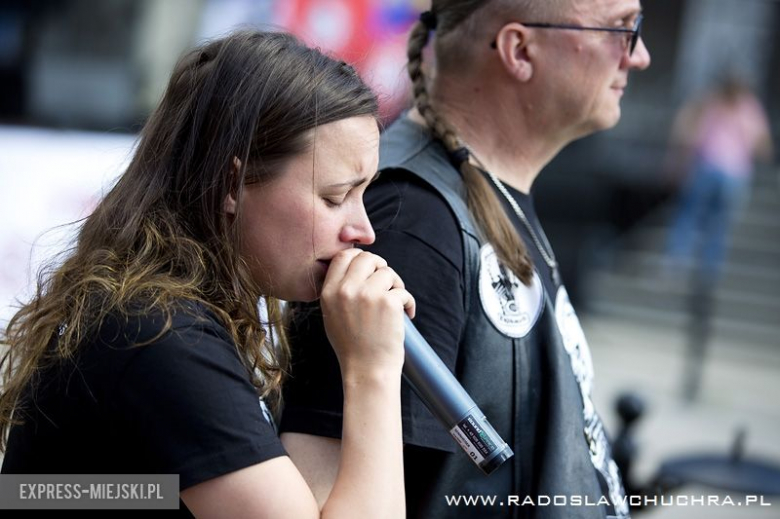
[478,244,543,338]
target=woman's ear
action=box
[223,192,237,215]
[223,156,242,215]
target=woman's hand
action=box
[319,249,415,377]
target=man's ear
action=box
[224,156,242,215]
[495,23,534,82]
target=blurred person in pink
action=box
[666,75,773,285]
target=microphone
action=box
[402,315,513,474]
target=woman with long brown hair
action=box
[1,30,412,518]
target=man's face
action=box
[536,0,651,138]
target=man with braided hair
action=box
[280,1,650,517]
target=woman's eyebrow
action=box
[325,170,380,189]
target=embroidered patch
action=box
[478,244,543,338]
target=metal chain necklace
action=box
[459,143,561,286]
[477,162,562,286]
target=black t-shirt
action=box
[2,302,286,516]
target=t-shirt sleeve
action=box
[108,311,287,490]
[281,170,465,453]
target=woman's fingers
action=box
[323,250,394,297]
[319,250,414,373]
[323,248,363,287]
[389,287,416,319]
[342,250,388,282]
[362,266,405,293]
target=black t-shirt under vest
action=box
[281,115,629,519]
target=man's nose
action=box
[628,37,651,70]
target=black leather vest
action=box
[379,116,627,519]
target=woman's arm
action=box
[279,180,467,510]
[322,368,403,518]
[181,371,402,519]
[182,249,411,518]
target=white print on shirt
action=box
[554,287,630,519]
[478,244,543,338]
[259,398,276,432]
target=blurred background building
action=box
[4,0,776,315]
[0,1,778,516]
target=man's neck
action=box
[410,92,566,194]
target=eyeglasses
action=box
[490,14,643,56]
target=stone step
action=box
[748,187,780,210]
[606,249,780,289]
[587,270,780,329]
[752,166,780,191]
[585,165,780,349]
[620,226,780,258]
[587,297,780,347]
[630,204,780,245]
[719,262,780,296]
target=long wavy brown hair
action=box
[0,30,378,451]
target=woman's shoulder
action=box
[84,298,233,355]
[71,299,246,399]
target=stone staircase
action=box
[586,165,780,347]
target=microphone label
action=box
[450,413,499,465]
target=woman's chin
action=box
[289,278,325,303]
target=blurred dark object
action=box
[0,0,59,121]
[612,392,647,498]
[613,393,780,512]
[654,428,780,497]
[0,0,144,129]
[27,0,142,129]
[681,272,715,401]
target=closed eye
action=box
[324,196,347,207]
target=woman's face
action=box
[231,115,380,302]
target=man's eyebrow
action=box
[616,6,642,23]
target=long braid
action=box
[407,12,533,285]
